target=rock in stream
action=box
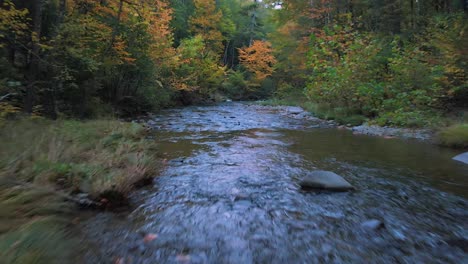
[300,170,354,191]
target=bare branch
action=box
[0,93,12,102]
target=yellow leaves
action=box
[238,40,277,81]
[170,35,226,93]
[0,0,30,38]
[278,21,300,37]
[189,0,224,54]
[0,102,21,121]
[94,5,118,18]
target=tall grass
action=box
[437,123,468,148]
[0,118,161,263]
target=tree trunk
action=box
[8,45,15,65]
[25,0,45,113]
[58,0,67,24]
[46,0,67,119]
[231,43,235,66]
[108,0,124,54]
[348,0,354,16]
[410,0,415,29]
[249,0,258,46]
[223,40,230,66]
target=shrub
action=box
[221,70,249,100]
[437,124,468,148]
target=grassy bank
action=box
[437,124,468,149]
[0,119,161,263]
[260,98,367,126]
[260,98,468,149]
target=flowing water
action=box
[82,103,468,263]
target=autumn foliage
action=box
[238,40,277,81]
[189,0,224,54]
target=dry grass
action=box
[0,118,161,263]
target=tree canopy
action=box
[0,0,466,124]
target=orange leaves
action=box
[308,0,333,21]
[189,0,224,54]
[113,37,136,64]
[80,0,175,66]
[190,0,222,31]
[238,40,277,81]
[144,0,176,63]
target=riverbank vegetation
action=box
[265,1,467,147]
[0,119,160,263]
[437,123,468,148]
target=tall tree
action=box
[189,0,224,54]
[238,40,276,82]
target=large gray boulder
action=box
[453,152,468,165]
[300,171,354,192]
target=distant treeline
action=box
[0,0,275,119]
[0,0,467,126]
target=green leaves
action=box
[305,25,450,127]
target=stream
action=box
[81,102,468,263]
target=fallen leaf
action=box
[114,257,125,264]
[72,217,81,225]
[143,233,158,243]
[176,254,191,262]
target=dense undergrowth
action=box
[263,11,467,148]
[0,119,161,263]
[261,97,468,149]
[270,13,467,128]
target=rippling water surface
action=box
[82,103,468,263]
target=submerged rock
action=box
[446,238,468,252]
[453,152,468,165]
[75,193,97,208]
[361,219,385,230]
[147,120,157,126]
[300,171,354,191]
[390,229,406,241]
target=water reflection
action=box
[286,128,468,196]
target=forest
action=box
[0,0,465,125]
[0,0,467,263]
